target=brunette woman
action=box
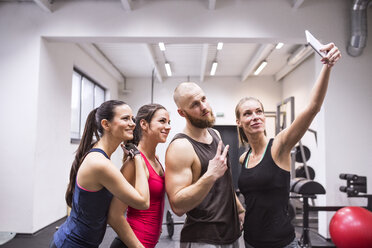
[109,103,171,248]
[50,100,149,248]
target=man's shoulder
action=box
[166,135,195,167]
[171,132,189,141]
[168,135,193,151]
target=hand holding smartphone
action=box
[305,30,327,58]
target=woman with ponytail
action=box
[50,100,150,248]
[108,103,171,248]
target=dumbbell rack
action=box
[339,174,372,211]
[297,174,372,247]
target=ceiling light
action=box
[159,42,166,51]
[276,43,284,49]
[210,61,218,76]
[253,60,267,75]
[165,62,172,76]
[217,42,224,50]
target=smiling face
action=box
[146,108,171,143]
[236,98,266,136]
[108,104,136,142]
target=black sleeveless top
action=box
[238,139,295,248]
[54,148,112,248]
[171,128,241,244]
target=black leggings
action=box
[110,236,129,248]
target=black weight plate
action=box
[166,210,174,238]
[295,145,311,163]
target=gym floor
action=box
[0,215,187,248]
[0,211,336,248]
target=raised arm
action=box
[274,43,341,159]
[108,159,146,248]
[165,139,229,216]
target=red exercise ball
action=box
[329,206,372,248]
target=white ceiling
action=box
[1,0,316,82]
[92,41,311,82]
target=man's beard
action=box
[184,110,215,128]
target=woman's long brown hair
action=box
[65,100,127,207]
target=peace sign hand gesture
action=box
[205,141,229,181]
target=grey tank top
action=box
[171,128,241,244]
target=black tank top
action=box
[238,139,295,248]
[171,128,241,244]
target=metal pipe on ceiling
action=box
[347,0,372,57]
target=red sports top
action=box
[126,152,165,248]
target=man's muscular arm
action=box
[165,139,229,216]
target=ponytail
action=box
[65,108,99,207]
[237,126,249,147]
[65,100,126,207]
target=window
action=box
[70,69,106,143]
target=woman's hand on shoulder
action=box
[121,143,141,159]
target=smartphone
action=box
[305,30,327,58]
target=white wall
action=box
[0,8,41,233]
[0,35,121,232]
[1,0,371,236]
[32,40,121,232]
[321,12,372,237]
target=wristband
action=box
[125,143,141,158]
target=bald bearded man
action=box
[165,82,244,248]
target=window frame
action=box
[70,68,106,144]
